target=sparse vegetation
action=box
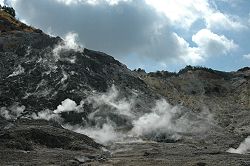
[0,6,40,33]
[137,65,226,78]
[135,65,232,80]
[177,66,232,80]
[134,68,146,73]
[178,65,216,74]
[148,70,177,78]
[238,67,250,72]
[0,5,15,17]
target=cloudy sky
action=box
[2,0,250,72]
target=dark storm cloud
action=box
[9,0,248,71]
[11,0,187,63]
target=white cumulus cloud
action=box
[243,53,250,60]
[192,29,237,56]
[145,0,211,28]
[206,12,246,31]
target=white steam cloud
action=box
[53,32,83,61]
[227,136,250,154]
[61,85,136,144]
[54,98,77,114]
[62,85,214,144]
[87,85,135,118]
[31,109,62,122]
[0,104,25,120]
[63,121,123,144]
[32,32,83,77]
[130,99,214,140]
[1,85,215,145]
[30,98,83,122]
[131,99,181,138]
[53,98,85,114]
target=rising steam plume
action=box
[227,137,250,154]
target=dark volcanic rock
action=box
[0,31,157,116]
[0,119,101,151]
[0,119,106,165]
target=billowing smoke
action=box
[0,104,25,120]
[227,136,250,154]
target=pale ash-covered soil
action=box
[82,142,250,166]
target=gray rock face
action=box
[0,31,157,114]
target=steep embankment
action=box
[137,67,250,135]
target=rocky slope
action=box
[137,67,250,133]
[0,9,250,165]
